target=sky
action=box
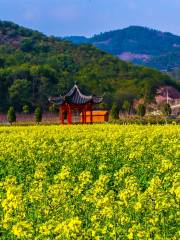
[0,0,180,37]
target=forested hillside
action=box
[64,26,180,71]
[0,21,178,112]
[168,67,180,81]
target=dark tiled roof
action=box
[49,85,103,105]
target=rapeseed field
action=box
[0,125,179,239]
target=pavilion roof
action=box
[49,84,103,105]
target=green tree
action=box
[20,38,35,52]
[137,104,146,117]
[8,79,31,111]
[7,106,16,125]
[110,103,119,119]
[162,103,171,117]
[22,104,30,114]
[122,100,131,115]
[0,58,5,67]
[34,107,42,124]
[144,80,154,103]
[98,102,108,110]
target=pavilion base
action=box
[60,107,109,125]
[60,103,93,125]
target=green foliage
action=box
[0,57,5,67]
[34,107,42,124]
[98,102,108,110]
[143,80,155,102]
[162,103,172,117]
[137,104,146,117]
[20,38,35,52]
[0,20,178,112]
[8,79,31,111]
[48,104,56,113]
[168,67,180,81]
[110,116,180,125]
[122,100,131,114]
[7,106,16,124]
[111,103,119,119]
[22,105,30,114]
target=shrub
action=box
[34,107,42,124]
[137,104,146,117]
[162,103,172,117]
[122,100,131,114]
[22,104,30,114]
[7,106,16,125]
[110,103,119,119]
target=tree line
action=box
[110,101,172,120]
[6,102,172,125]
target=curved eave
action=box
[48,97,64,105]
[92,96,103,104]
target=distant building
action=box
[155,86,180,115]
[155,86,180,105]
[133,86,180,116]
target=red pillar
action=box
[67,106,72,124]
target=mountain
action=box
[63,26,180,71]
[0,20,178,112]
[62,36,88,44]
[168,67,180,81]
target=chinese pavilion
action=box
[49,84,103,124]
